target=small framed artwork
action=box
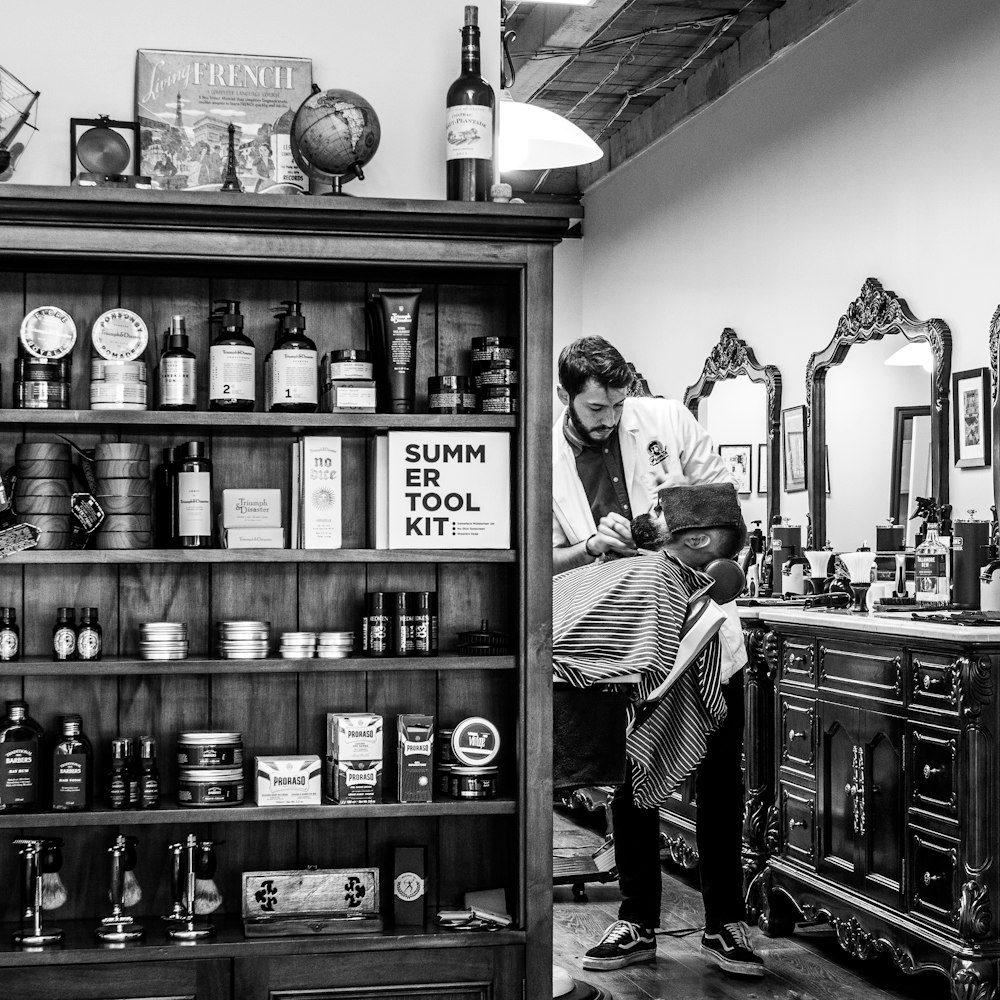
[952,367,991,469]
[720,444,752,495]
[757,443,768,494]
[781,405,807,493]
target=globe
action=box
[290,87,381,194]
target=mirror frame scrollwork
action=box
[806,277,952,547]
[989,304,1000,513]
[683,327,783,528]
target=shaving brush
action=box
[193,839,222,915]
[839,550,876,608]
[39,838,67,911]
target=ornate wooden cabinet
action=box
[759,610,1000,1000]
[0,186,571,999]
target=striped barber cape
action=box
[553,550,727,809]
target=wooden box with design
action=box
[242,868,381,937]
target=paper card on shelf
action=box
[290,439,301,548]
[224,527,285,549]
[387,432,511,549]
[299,436,341,549]
[369,434,389,549]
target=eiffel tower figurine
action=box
[220,123,242,193]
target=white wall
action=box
[3,2,500,200]
[570,0,1000,546]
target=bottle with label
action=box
[209,299,255,411]
[412,592,434,656]
[139,735,160,810]
[174,441,213,547]
[366,591,390,658]
[266,301,317,413]
[53,606,77,661]
[393,591,411,656]
[158,315,196,410]
[52,714,93,811]
[76,606,102,661]
[108,737,130,810]
[0,607,20,661]
[446,4,495,201]
[915,516,950,603]
[0,700,42,812]
[124,736,140,808]
[154,446,176,547]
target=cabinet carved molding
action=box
[953,958,997,1000]
[830,915,914,973]
[762,631,781,680]
[659,834,698,869]
[958,880,994,942]
[743,789,769,851]
[959,656,994,717]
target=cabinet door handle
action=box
[922,764,944,779]
[923,871,944,886]
[788,818,806,830]
[845,783,858,795]
[788,729,806,741]
[921,673,946,691]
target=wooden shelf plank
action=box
[0,798,517,828]
[0,654,515,676]
[0,548,516,564]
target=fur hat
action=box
[658,482,744,534]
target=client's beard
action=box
[630,513,669,551]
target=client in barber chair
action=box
[553,482,764,977]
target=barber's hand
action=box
[589,512,638,558]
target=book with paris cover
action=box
[135,49,312,192]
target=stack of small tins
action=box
[15,306,77,409]
[92,443,152,549]
[363,591,437,657]
[12,442,73,549]
[471,335,518,414]
[89,309,149,411]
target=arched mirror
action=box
[683,328,782,531]
[991,304,1000,512]
[806,278,951,549]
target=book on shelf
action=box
[291,437,342,549]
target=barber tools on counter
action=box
[11,837,66,947]
[838,548,877,610]
[96,835,144,943]
[804,549,834,594]
[163,834,222,941]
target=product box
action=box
[255,755,321,805]
[297,436,342,549]
[397,714,434,803]
[222,488,282,528]
[224,527,286,549]
[368,434,389,549]
[325,713,383,803]
[392,846,426,926]
[328,759,383,804]
[325,380,377,413]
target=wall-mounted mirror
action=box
[990,304,1000,512]
[806,278,951,549]
[682,328,782,531]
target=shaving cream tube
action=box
[376,288,421,414]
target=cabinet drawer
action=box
[779,637,816,687]
[910,724,958,819]
[909,830,959,928]
[910,653,960,715]
[778,782,816,866]
[780,696,816,776]
[818,640,903,703]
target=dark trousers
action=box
[610,675,746,932]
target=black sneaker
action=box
[701,921,765,976]
[582,920,657,971]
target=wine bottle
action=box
[446,5,495,201]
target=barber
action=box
[551,335,763,977]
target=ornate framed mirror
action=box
[990,304,1000,512]
[806,278,951,548]
[682,328,782,529]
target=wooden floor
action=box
[553,807,952,1000]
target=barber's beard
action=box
[630,513,669,551]
[568,401,616,446]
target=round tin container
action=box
[470,335,517,370]
[449,765,498,799]
[177,767,244,806]
[451,716,500,767]
[92,309,149,361]
[474,360,519,389]
[478,386,517,415]
[91,359,148,383]
[328,349,373,381]
[15,358,71,382]
[20,306,78,360]
[90,381,148,407]
[177,731,244,768]
[428,375,476,414]
[437,764,454,796]
[437,728,455,765]
[16,381,69,409]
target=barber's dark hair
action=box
[557,336,634,399]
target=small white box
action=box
[255,755,322,805]
[300,437,342,549]
[222,489,282,528]
[225,527,286,549]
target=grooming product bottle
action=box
[154,446,177,547]
[915,513,950,603]
[108,738,130,810]
[446,4,495,201]
[76,606,102,661]
[125,736,141,808]
[412,591,434,656]
[53,606,77,661]
[174,441,213,547]
[266,301,317,413]
[0,606,20,661]
[953,513,990,610]
[393,591,412,656]
[209,299,255,411]
[0,700,42,812]
[158,315,196,410]
[139,735,160,809]
[365,591,390,657]
[51,714,92,811]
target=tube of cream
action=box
[376,288,421,414]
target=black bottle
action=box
[365,592,390,657]
[154,446,176,547]
[138,735,160,810]
[76,607,102,661]
[0,606,20,661]
[266,301,317,413]
[209,299,255,411]
[174,441,213,548]
[158,315,196,410]
[0,700,42,812]
[108,737,130,810]
[446,4,495,201]
[53,606,76,661]
[52,714,93,811]
[412,592,434,656]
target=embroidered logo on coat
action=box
[647,439,669,466]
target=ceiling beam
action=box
[576,0,864,191]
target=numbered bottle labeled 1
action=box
[174,441,213,547]
[266,300,317,413]
[209,299,255,411]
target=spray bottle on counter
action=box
[157,316,196,411]
[980,506,1000,612]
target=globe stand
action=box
[321,163,364,197]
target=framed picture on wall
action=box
[720,444,752,495]
[781,405,807,493]
[952,368,991,469]
[757,443,768,494]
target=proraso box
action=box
[255,755,321,805]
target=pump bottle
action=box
[266,301,317,413]
[209,299,255,411]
